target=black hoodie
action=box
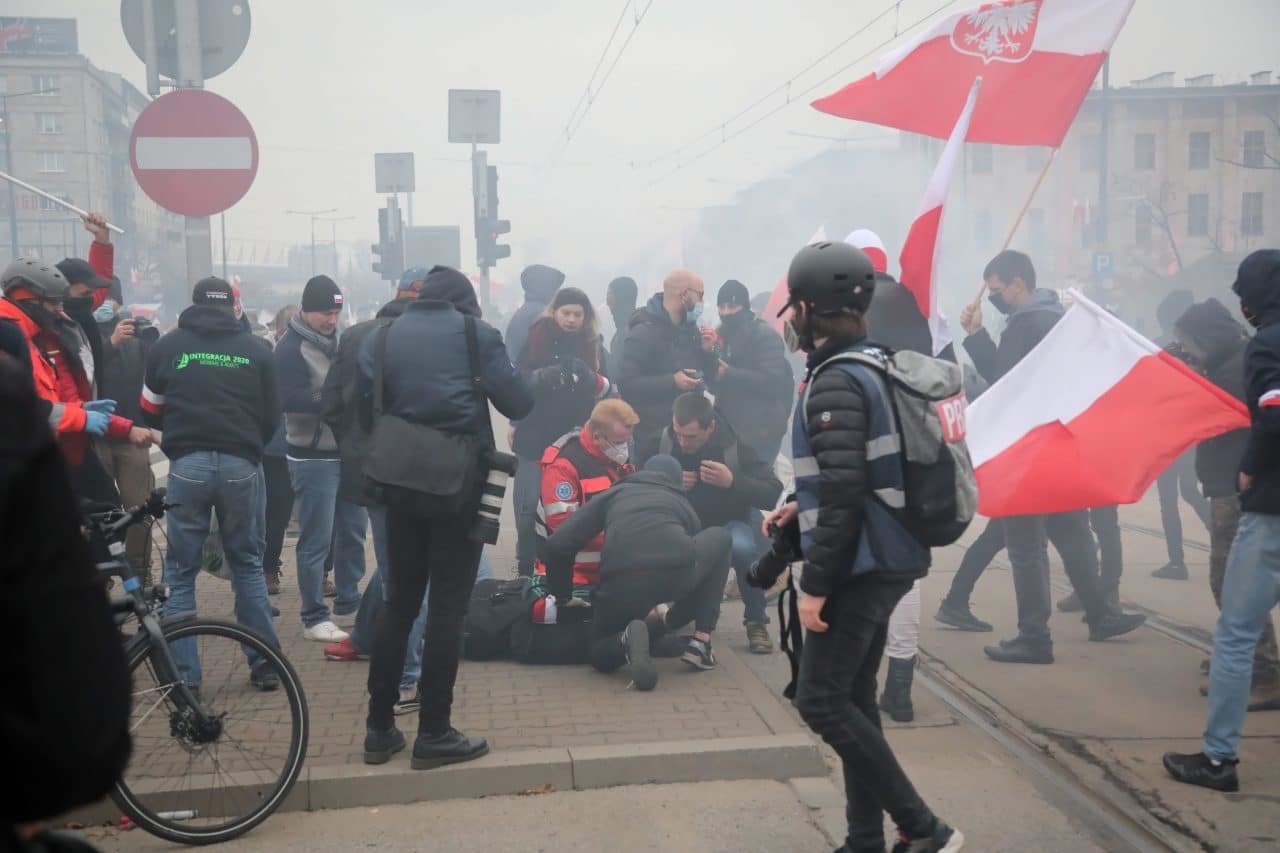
[1175,299,1251,498]
[1232,250,1280,514]
[142,305,280,464]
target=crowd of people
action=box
[3,209,1280,853]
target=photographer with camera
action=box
[357,267,533,769]
[760,242,963,853]
[511,287,611,578]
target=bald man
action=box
[616,269,720,463]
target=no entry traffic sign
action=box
[130,89,258,217]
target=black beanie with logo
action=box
[302,275,343,312]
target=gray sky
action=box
[13,0,1280,286]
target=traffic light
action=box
[476,165,511,269]
[372,200,404,281]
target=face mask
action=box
[602,440,630,466]
[64,295,92,315]
[1241,301,1262,329]
[93,303,116,323]
[782,317,802,353]
[987,290,1014,316]
[687,302,704,325]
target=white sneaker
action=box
[304,620,349,643]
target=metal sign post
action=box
[174,0,212,286]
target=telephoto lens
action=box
[745,522,802,589]
[471,450,520,544]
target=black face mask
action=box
[987,290,1014,316]
[63,295,93,317]
[1241,300,1263,329]
[719,309,749,329]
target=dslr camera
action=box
[745,519,802,590]
[471,450,520,545]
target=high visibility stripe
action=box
[542,500,579,516]
[866,434,901,461]
[799,507,820,532]
[48,402,67,431]
[793,456,819,477]
[875,487,906,508]
[575,551,601,564]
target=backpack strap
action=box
[464,314,496,449]
[658,429,673,457]
[371,324,390,419]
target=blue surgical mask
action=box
[93,303,116,323]
[688,302,704,325]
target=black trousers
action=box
[1089,505,1123,592]
[1004,510,1107,643]
[262,454,293,574]
[945,517,1006,605]
[366,507,482,734]
[793,578,934,852]
[1156,452,1210,565]
[590,527,731,672]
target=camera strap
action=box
[463,314,496,450]
[777,569,803,700]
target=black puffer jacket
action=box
[538,470,702,602]
[617,294,718,456]
[1233,250,1280,515]
[963,288,1064,384]
[1174,299,1250,499]
[708,309,794,457]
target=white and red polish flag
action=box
[898,78,981,356]
[812,0,1134,147]
[967,291,1249,517]
[766,226,828,334]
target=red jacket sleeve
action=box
[105,414,133,441]
[88,242,114,310]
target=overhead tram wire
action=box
[646,0,961,187]
[557,1,632,146]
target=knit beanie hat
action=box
[420,265,482,318]
[302,275,343,312]
[717,279,751,309]
[643,454,684,489]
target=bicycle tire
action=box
[111,618,309,845]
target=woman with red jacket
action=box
[510,287,611,576]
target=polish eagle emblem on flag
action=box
[951,0,1043,64]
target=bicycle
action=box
[84,488,309,845]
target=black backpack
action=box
[462,578,533,661]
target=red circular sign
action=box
[130,89,258,217]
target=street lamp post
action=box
[285,208,338,277]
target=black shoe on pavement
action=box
[1152,561,1189,580]
[879,657,916,723]
[249,662,280,691]
[411,728,489,770]
[891,820,965,852]
[1056,591,1083,613]
[623,620,658,691]
[935,600,993,632]
[984,636,1054,664]
[1088,612,1146,642]
[681,636,718,671]
[1163,751,1239,792]
[363,725,406,765]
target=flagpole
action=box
[0,170,127,235]
[970,147,1057,307]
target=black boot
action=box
[411,728,489,770]
[879,656,916,723]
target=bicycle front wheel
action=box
[112,618,309,845]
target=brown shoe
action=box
[745,621,773,654]
[265,570,281,596]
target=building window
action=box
[38,192,71,212]
[1243,131,1267,168]
[37,151,66,173]
[1242,192,1264,236]
[1135,204,1153,245]
[33,75,60,96]
[1080,135,1101,171]
[1026,147,1048,173]
[971,144,994,175]
[1187,193,1209,237]
[974,209,993,247]
[36,113,64,134]
[1188,132,1210,170]
[1134,133,1156,170]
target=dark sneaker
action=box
[1056,591,1083,613]
[984,637,1054,664]
[935,600,993,632]
[1163,751,1239,792]
[411,728,489,770]
[623,620,658,691]
[1152,561,1189,580]
[746,621,774,654]
[681,636,718,671]
[891,821,965,852]
[394,688,421,716]
[1088,612,1146,642]
[265,569,281,596]
[363,725,406,765]
[249,662,280,691]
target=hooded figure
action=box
[505,264,565,367]
[1233,249,1280,516]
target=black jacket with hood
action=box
[617,293,719,455]
[1233,250,1280,515]
[643,422,782,530]
[97,315,154,424]
[505,265,565,368]
[707,308,794,456]
[538,470,702,603]
[1173,299,1251,499]
[964,287,1064,384]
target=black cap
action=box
[302,275,343,312]
[55,257,112,290]
[192,276,235,311]
[717,279,750,309]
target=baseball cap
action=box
[192,277,235,311]
[56,257,113,290]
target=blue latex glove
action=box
[83,410,110,436]
[84,399,118,415]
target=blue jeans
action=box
[513,454,541,576]
[1203,512,1280,761]
[288,458,368,627]
[352,507,494,692]
[162,452,280,682]
[727,518,769,625]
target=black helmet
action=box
[2,258,70,301]
[779,241,876,318]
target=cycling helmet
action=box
[2,258,71,301]
[779,241,876,317]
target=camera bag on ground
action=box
[362,313,494,518]
[462,577,533,660]
[805,346,977,547]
